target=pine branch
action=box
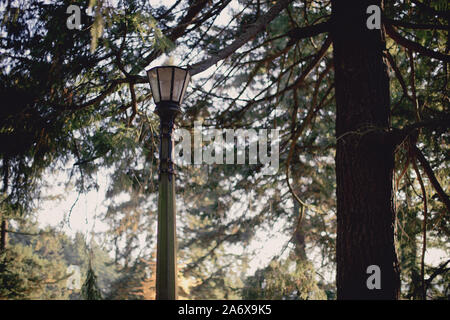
[286,21,330,45]
[58,79,126,111]
[282,37,332,93]
[411,155,427,300]
[230,36,332,121]
[384,18,448,31]
[128,83,138,126]
[188,0,295,75]
[384,50,414,102]
[114,24,129,78]
[56,73,149,111]
[385,24,450,63]
[412,145,450,213]
[142,0,212,67]
[391,116,450,146]
[425,259,450,288]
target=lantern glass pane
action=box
[158,67,172,101]
[147,69,160,103]
[172,68,187,103]
[179,72,190,104]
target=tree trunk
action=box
[331,0,400,299]
[293,199,307,261]
[1,158,8,252]
[292,151,307,261]
[0,219,6,252]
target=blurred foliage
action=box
[243,259,327,300]
[0,220,118,299]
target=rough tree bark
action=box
[0,158,8,252]
[331,0,400,299]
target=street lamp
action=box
[147,66,190,300]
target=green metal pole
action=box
[155,103,179,300]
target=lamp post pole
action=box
[155,102,180,300]
[147,66,190,300]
